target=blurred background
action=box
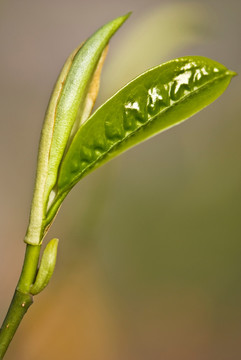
[0,0,240,359]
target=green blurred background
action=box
[0,0,240,359]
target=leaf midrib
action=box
[50,70,229,214]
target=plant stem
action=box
[17,244,41,293]
[0,244,41,359]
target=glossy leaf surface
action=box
[46,56,235,224]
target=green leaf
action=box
[24,13,130,245]
[46,56,236,225]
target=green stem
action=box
[0,244,41,359]
[17,245,41,293]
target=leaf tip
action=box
[118,12,132,24]
[226,69,237,78]
[125,11,132,18]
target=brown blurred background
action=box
[0,0,240,359]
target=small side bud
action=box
[30,238,59,295]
